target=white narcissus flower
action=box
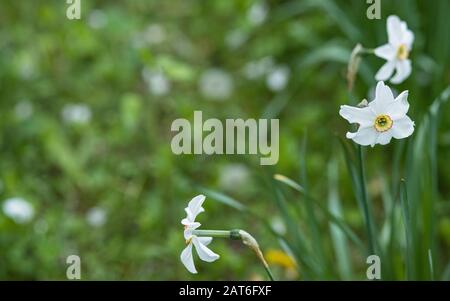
[374,15,414,84]
[180,195,220,274]
[340,81,415,147]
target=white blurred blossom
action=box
[133,24,166,48]
[219,164,250,190]
[86,207,107,227]
[17,53,35,79]
[173,37,195,59]
[144,24,166,45]
[62,104,92,124]
[142,68,171,96]
[199,69,233,101]
[34,219,49,234]
[243,56,274,80]
[266,66,290,92]
[270,216,286,235]
[2,197,34,224]
[88,10,108,29]
[15,100,33,120]
[225,30,248,49]
[248,1,268,26]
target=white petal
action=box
[386,90,410,120]
[387,15,403,46]
[184,229,192,240]
[370,81,395,114]
[184,208,194,222]
[374,44,396,61]
[181,218,200,228]
[192,236,220,262]
[403,29,414,49]
[185,194,206,222]
[390,59,411,84]
[375,81,395,102]
[180,244,197,274]
[346,126,378,147]
[339,105,376,127]
[197,236,213,246]
[392,116,415,139]
[375,61,396,82]
[376,131,393,145]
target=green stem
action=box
[359,48,375,55]
[357,146,376,255]
[193,229,275,281]
[192,229,231,238]
[263,263,275,281]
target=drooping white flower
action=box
[180,195,220,274]
[374,15,414,84]
[2,197,34,224]
[339,81,414,147]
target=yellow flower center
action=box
[185,237,193,245]
[397,44,409,60]
[374,115,393,132]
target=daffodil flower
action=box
[180,195,219,274]
[339,81,415,147]
[374,15,414,84]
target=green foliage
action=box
[0,0,449,280]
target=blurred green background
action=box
[0,0,449,280]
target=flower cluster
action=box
[180,15,418,278]
[341,15,415,146]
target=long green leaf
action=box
[274,173,365,252]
